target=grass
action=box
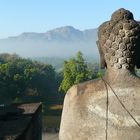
[43,104,63,128]
[43,115,61,128]
[49,105,63,110]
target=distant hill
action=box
[0,26,99,58]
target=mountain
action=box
[6,26,97,42]
[0,26,99,58]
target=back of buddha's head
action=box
[97,8,140,70]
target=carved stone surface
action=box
[98,9,140,70]
[59,8,140,140]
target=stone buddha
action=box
[59,8,140,140]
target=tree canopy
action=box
[59,51,93,93]
[0,52,105,114]
[0,53,59,113]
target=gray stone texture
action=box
[59,8,140,140]
[0,103,42,140]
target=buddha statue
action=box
[59,8,140,140]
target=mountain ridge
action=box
[0,26,99,58]
[4,26,97,41]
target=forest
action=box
[0,52,100,108]
[0,52,139,129]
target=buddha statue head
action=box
[97,8,140,72]
[59,9,140,140]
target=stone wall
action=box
[0,102,42,140]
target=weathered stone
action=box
[112,57,118,63]
[108,48,115,56]
[106,39,112,48]
[118,22,123,29]
[127,58,133,63]
[123,37,130,44]
[112,42,119,50]
[126,30,133,37]
[119,30,125,37]
[116,36,122,44]
[59,8,140,140]
[123,50,132,57]
[115,50,123,58]
[114,63,122,69]
[119,43,127,50]
[119,57,127,64]
[113,28,119,35]
[109,33,116,42]
[105,53,111,61]
[123,23,132,30]
[127,43,133,50]
[122,63,130,69]
[0,103,42,140]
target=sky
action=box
[0,0,140,38]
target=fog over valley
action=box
[0,26,99,59]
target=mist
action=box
[0,40,99,58]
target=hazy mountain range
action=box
[0,26,99,58]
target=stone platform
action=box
[0,102,42,140]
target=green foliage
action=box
[59,51,93,93]
[0,53,58,113]
[0,52,108,115]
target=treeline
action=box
[59,51,101,93]
[1,52,140,114]
[0,53,64,113]
[0,52,102,113]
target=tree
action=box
[59,51,92,93]
[0,54,57,112]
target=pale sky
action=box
[0,0,140,38]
